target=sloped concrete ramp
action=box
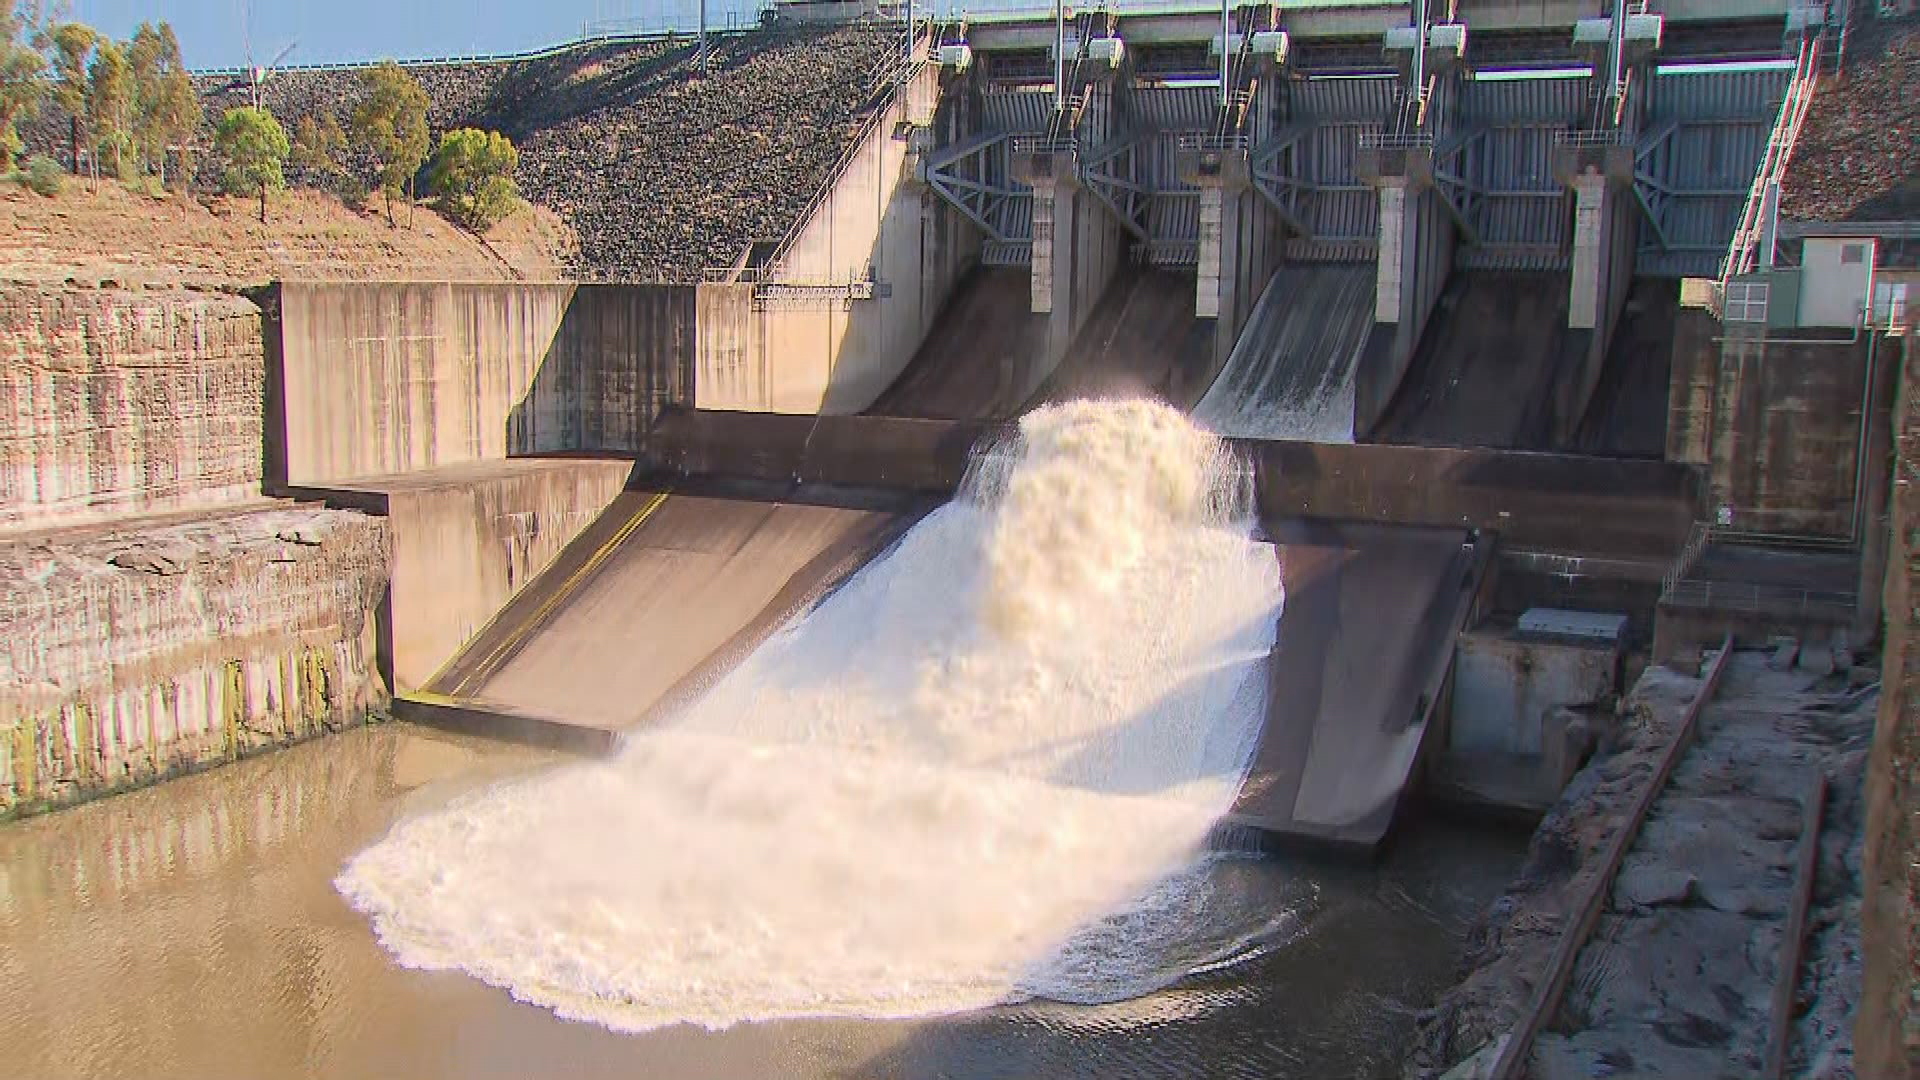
[1372,271,1572,450]
[1027,266,1215,410]
[1232,521,1488,847]
[413,489,909,742]
[866,267,1047,420]
[1194,263,1375,442]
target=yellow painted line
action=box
[446,492,670,698]
[398,689,467,709]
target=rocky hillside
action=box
[1782,10,1919,222]
[197,23,906,279]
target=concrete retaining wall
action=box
[693,63,975,415]
[0,287,265,533]
[270,282,693,485]
[1667,307,1894,537]
[313,461,635,693]
[1451,631,1617,756]
[0,507,389,817]
[646,408,1700,556]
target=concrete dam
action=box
[370,0,1787,852]
[7,0,1916,1076]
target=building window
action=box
[1726,281,1770,323]
[1841,243,1866,265]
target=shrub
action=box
[21,153,62,195]
[427,128,520,232]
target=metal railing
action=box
[1176,132,1249,152]
[1662,520,1714,598]
[1357,132,1435,150]
[1553,128,1631,148]
[1661,580,1857,620]
[1714,36,1819,315]
[758,28,932,277]
[192,9,773,77]
[1011,134,1081,159]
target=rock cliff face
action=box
[0,287,264,532]
[0,506,390,818]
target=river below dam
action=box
[1,724,1523,1079]
[4,403,1528,1076]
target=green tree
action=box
[427,127,519,231]
[39,21,96,171]
[85,36,131,178]
[213,105,287,222]
[127,22,198,186]
[349,61,429,226]
[0,0,46,172]
[289,112,345,176]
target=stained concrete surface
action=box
[0,504,390,816]
[1572,279,1679,459]
[1026,267,1215,411]
[1230,521,1484,847]
[866,267,1049,420]
[1371,271,1572,451]
[871,266,1212,421]
[425,490,903,731]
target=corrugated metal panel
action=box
[1149,189,1201,248]
[1457,247,1571,271]
[1460,76,1589,125]
[1141,130,1192,197]
[1133,84,1219,130]
[1287,237,1377,262]
[999,192,1035,241]
[1634,71,1783,272]
[983,87,1054,132]
[1451,78,1584,257]
[1647,69,1789,122]
[1286,75,1398,121]
[1305,120,1379,242]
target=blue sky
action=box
[65,0,773,68]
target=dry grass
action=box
[0,182,578,288]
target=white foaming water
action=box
[338,399,1286,1033]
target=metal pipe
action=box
[1850,321,1880,543]
[1409,0,1427,127]
[1221,0,1231,109]
[1055,0,1065,111]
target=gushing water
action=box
[338,399,1286,1032]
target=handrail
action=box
[760,28,932,277]
[1176,132,1249,151]
[1012,134,1079,154]
[190,13,772,77]
[1661,520,1713,598]
[1357,131,1434,149]
[1714,36,1819,313]
[1553,128,1631,147]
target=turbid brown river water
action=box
[0,724,1523,1079]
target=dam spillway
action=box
[5,0,1907,1076]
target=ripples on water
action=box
[0,726,1522,1080]
[1,402,1527,1077]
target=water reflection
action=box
[0,725,1522,1079]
